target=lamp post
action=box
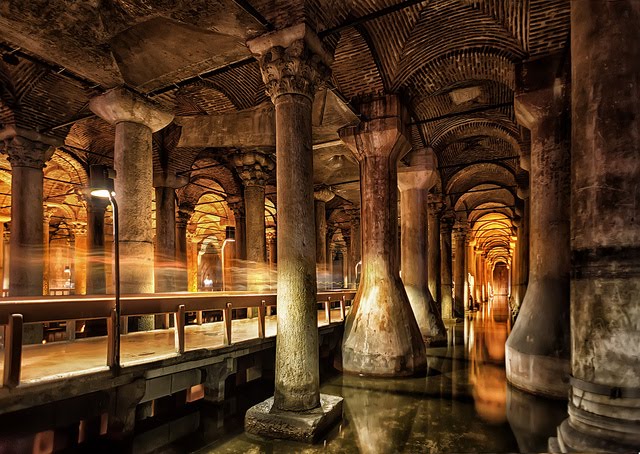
[89,165,120,371]
[221,226,235,292]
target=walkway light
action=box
[89,165,120,371]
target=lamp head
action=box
[225,226,236,242]
[89,165,116,199]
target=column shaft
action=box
[155,186,176,293]
[86,199,107,294]
[440,220,454,320]
[427,203,441,303]
[73,227,87,295]
[453,229,467,316]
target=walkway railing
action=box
[0,290,355,389]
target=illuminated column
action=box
[453,225,467,316]
[474,248,483,304]
[398,153,446,345]
[506,57,571,398]
[175,204,193,292]
[227,198,246,290]
[314,186,334,288]
[554,2,640,451]
[42,207,53,295]
[341,228,351,288]
[232,150,274,290]
[512,182,530,313]
[339,95,427,376]
[90,87,173,331]
[440,213,455,320]
[154,172,188,293]
[427,194,443,304]
[248,24,339,419]
[72,223,88,295]
[86,195,108,294]
[186,232,199,293]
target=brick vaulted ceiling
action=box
[0,0,570,245]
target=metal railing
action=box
[0,290,355,389]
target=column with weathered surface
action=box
[86,196,108,295]
[154,172,187,294]
[506,55,571,398]
[90,87,173,330]
[344,207,361,286]
[232,150,274,290]
[72,223,87,295]
[186,233,199,293]
[427,194,443,304]
[227,197,246,291]
[440,213,455,320]
[174,204,193,292]
[5,135,50,342]
[245,24,342,442]
[453,225,467,316]
[398,153,446,345]
[314,186,334,288]
[339,95,427,376]
[553,2,640,451]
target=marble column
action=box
[339,94,427,376]
[453,226,468,317]
[42,207,52,296]
[506,57,571,398]
[86,196,108,295]
[232,150,274,290]
[440,213,455,320]
[5,135,50,343]
[474,249,483,304]
[314,186,334,288]
[175,204,193,292]
[554,2,640,451]
[72,223,87,295]
[427,195,443,304]
[186,233,199,293]
[248,24,336,415]
[398,158,446,345]
[90,87,173,331]
[154,172,188,293]
[341,228,351,288]
[227,197,246,290]
[343,207,361,287]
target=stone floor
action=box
[159,296,567,453]
[0,309,341,384]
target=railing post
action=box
[3,314,23,388]
[107,308,118,369]
[325,297,331,324]
[121,316,128,335]
[66,319,76,341]
[174,305,186,354]
[340,295,346,321]
[196,310,203,325]
[223,303,232,346]
[258,300,266,339]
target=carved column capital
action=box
[5,136,50,169]
[313,186,334,203]
[71,222,88,237]
[231,150,275,187]
[226,197,245,220]
[176,204,194,229]
[248,24,333,103]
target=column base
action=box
[505,345,570,399]
[552,418,640,453]
[245,394,343,443]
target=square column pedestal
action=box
[245,394,343,443]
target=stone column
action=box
[42,207,52,295]
[398,159,446,345]
[339,95,427,376]
[248,24,337,418]
[72,223,87,295]
[175,204,193,292]
[453,226,468,317]
[314,186,334,288]
[474,249,483,304]
[506,57,571,398]
[227,198,246,290]
[427,195,443,304]
[554,2,640,451]
[154,172,188,293]
[5,136,50,343]
[186,233,199,293]
[232,150,274,290]
[90,87,173,331]
[86,197,108,294]
[440,213,455,320]
[341,228,351,288]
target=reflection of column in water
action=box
[341,377,419,454]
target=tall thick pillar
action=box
[247,25,343,433]
[175,204,193,292]
[427,195,443,304]
[453,226,467,316]
[42,207,52,295]
[154,172,187,293]
[90,87,173,331]
[186,233,199,293]
[440,213,455,320]
[344,207,361,287]
[506,56,571,398]
[512,181,530,314]
[339,95,427,376]
[72,223,87,295]
[5,135,51,342]
[554,2,640,451]
[86,196,108,294]
[232,150,274,290]
[227,198,246,290]
[398,154,446,345]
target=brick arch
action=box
[469,204,514,226]
[455,185,514,214]
[65,117,115,165]
[430,116,521,153]
[446,163,516,203]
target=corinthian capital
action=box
[5,135,50,169]
[231,150,275,187]
[247,24,333,102]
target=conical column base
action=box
[404,285,447,346]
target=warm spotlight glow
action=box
[90,189,113,198]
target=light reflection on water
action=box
[161,296,566,453]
